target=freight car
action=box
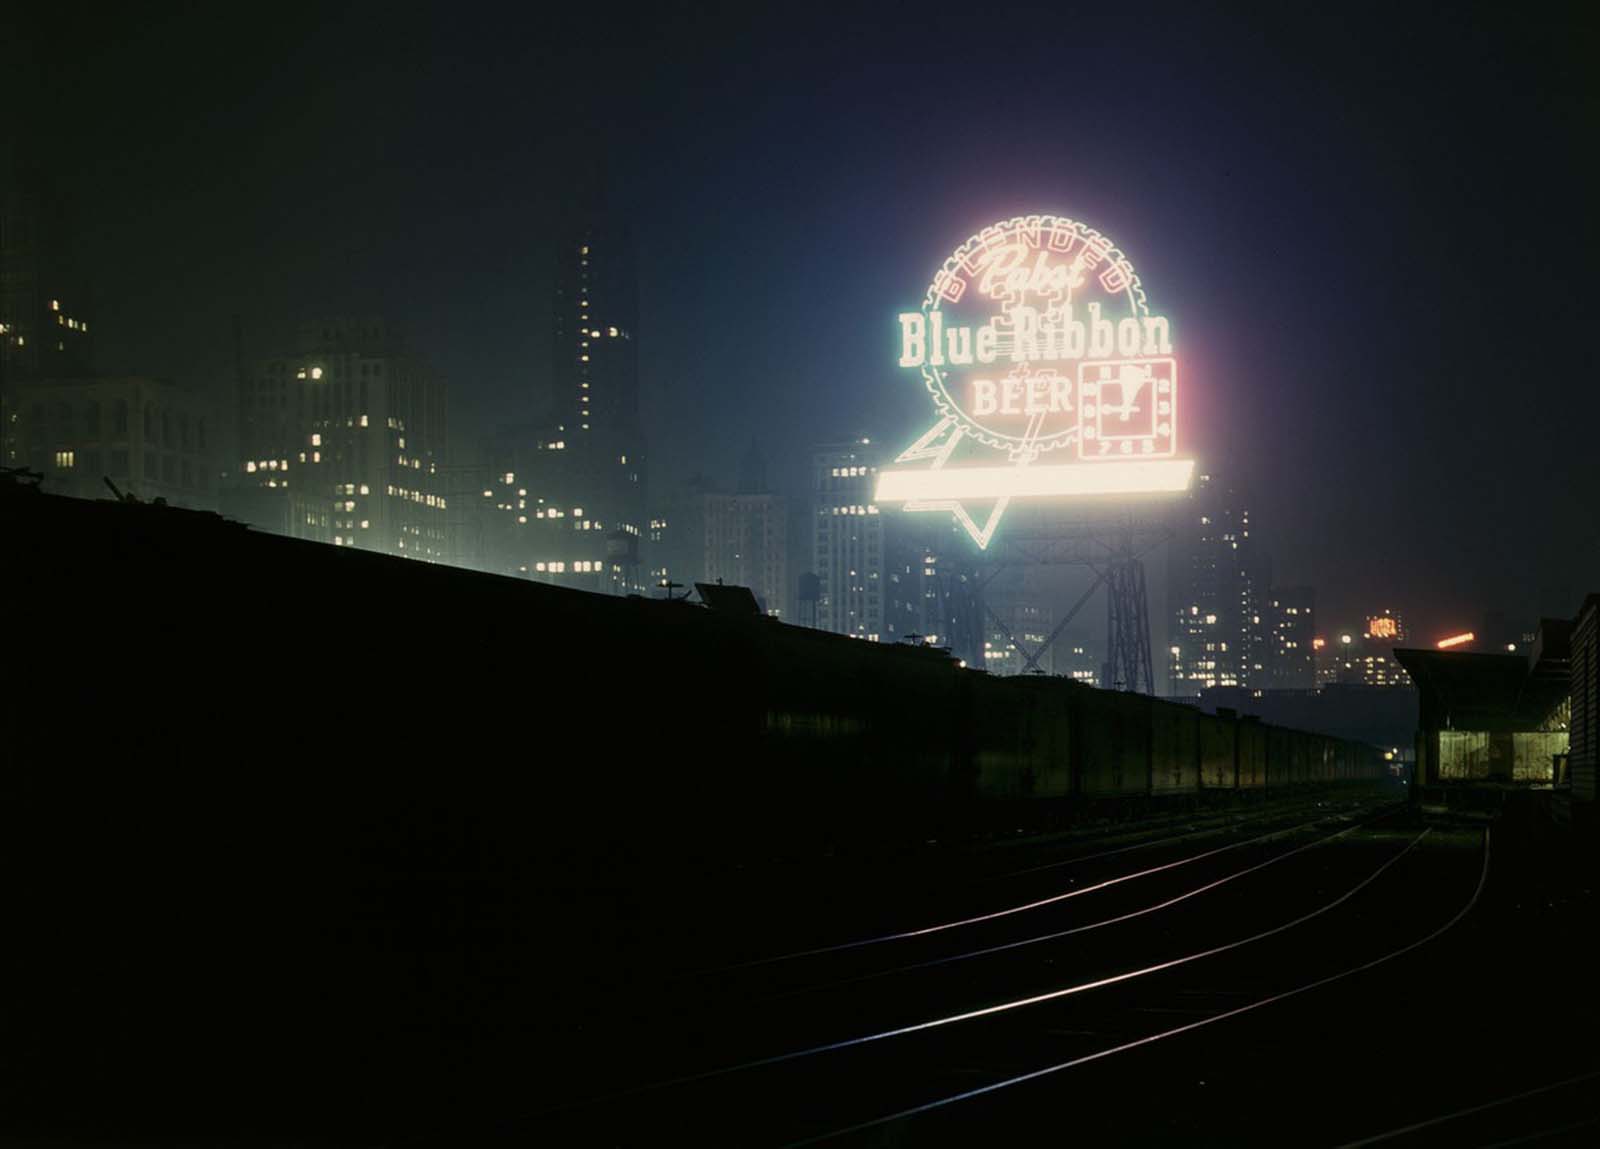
[1,481,1388,861]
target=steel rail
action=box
[709,811,1357,973]
[544,823,1433,1120]
[784,827,1489,1147]
[776,808,1397,999]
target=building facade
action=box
[701,491,787,617]
[227,318,448,561]
[811,438,886,640]
[1167,472,1271,694]
[881,521,982,664]
[1263,586,1316,689]
[8,376,218,510]
[978,566,1056,676]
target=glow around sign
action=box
[876,213,1194,547]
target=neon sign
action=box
[878,213,1193,547]
[1437,632,1475,650]
[1367,616,1399,640]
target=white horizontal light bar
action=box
[876,459,1195,503]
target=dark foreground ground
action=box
[6,781,1598,1147]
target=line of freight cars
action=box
[2,482,1387,856]
[706,601,1389,841]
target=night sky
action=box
[11,3,1597,640]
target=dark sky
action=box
[12,2,1598,640]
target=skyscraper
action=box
[526,204,647,594]
[1263,586,1316,689]
[2,148,94,470]
[811,438,886,640]
[0,158,92,391]
[1167,472,1271,694]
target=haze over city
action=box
[10,4,1595,639]
[4,5,1598,1148]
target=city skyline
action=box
[6,4,1594,648]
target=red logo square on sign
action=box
[1077,357,1176,460]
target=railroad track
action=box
[525,801,1491,1145]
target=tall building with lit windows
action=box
[881,519,982,664]
[2,150,95,467]
[1264,586,1316,689]
[227,318,448,561]
[1354,609,1411,687]
[525,208,647,594]
[811,438,886,639]
[1166,472,1271,695]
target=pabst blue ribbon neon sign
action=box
[877,213,1194,547]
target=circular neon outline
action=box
[918,214,1151,454]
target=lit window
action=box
[311,433,321,446]
[311,367,323,380]
[55,449,75,468]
